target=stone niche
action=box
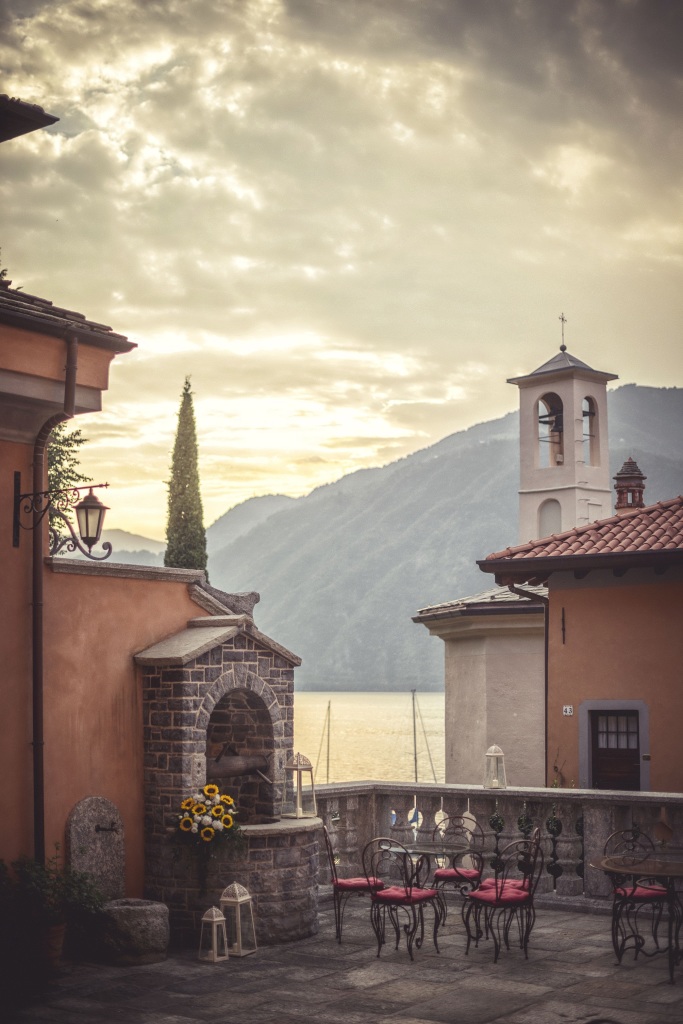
[136,605,320,945]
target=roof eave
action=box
[478,549,683,586]
[0,307,135,353]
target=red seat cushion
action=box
[433,867,481,882]
[374,885,439,905]
[468,886,530,906]
[479,877,528,891]
[335,876,384,892]
[613,884,666,900]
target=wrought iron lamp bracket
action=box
[13,473,112,561]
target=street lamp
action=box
[13,475,111,560]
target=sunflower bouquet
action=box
[176,784,241,845]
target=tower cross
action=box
[559,312,567,351]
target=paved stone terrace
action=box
[10,900,683,1024]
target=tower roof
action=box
[507,346,618,386]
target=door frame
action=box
[578,699,650,791]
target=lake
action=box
[293,691,445,785]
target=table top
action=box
[594,855,683,878]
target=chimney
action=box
[614,457,646,512]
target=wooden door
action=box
[591,711,640,790]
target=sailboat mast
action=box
[411,689,418,783]
[326,699,331,784]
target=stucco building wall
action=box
[547,566,683,792]
[1,440,34,861]
[442,614,545,787]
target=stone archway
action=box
[201,667,286,823]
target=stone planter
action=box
[97,898,169,965]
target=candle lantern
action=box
[219,882,257,957]
[484,744,507,790]
[281,752,317,819]
[198,906,229,963]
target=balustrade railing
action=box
[316,783,683,901]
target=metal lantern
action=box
[74,487,109,550]
[198,906,229,963]
[484,744,507,790]
[219,882,257,957]
[281,752,317,819]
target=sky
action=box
[2,0,682,540]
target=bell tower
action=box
[508,331,618,543]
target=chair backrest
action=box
[488,831,544,900]
[432,814,485,867]
[322,824,339,884]
[363,837,415,894]
[604,828,656,865]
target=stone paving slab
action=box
[8,902,683,1024]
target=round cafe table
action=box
[594,855,683,984]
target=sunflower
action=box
[220,794,235,807]
[192,802,208,816]
[181,797,195,811]
[211,805,224,818]
[221,813,234,829]
[179,816,194,832]
[200,827,215,842]
[203,784,219,798]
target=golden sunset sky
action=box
[3,0,682,538]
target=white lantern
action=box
[198,906,229,963]
[219,882,257,957]
[484,744,507,790]
[281,752,317,819]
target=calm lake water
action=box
[293,691,445,785]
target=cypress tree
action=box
[164,377,207,571]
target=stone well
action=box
[137,600,320,945]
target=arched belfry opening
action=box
[582,396,598,466]
[537,392,564,468]
[509,341,617,542]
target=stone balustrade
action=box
[315,782,683,900]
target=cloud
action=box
[2,0,682,535]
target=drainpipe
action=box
[32,334,78,863]
[506,583,550,787]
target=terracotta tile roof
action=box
[483,496,683,564]
[0,281,135,352]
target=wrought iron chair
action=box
[430,815,485,915]
[362,837,444,960]
[322,825,384,942]
[603,827,667,963]
[462,830,544,963]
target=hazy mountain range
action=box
[103,385,683,692]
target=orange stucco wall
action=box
[547,571,683,791]
[0,325,116,391]
[41,568,208,895]
[0,439,35,863]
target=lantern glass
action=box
[198,906,229,963]
[219,883,257,957]
[75,488,108,550]
[484,744,507,790]
[281,752,317,819]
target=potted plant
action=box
[5,846,105,971]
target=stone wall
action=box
[316,781,683,903]
[147,819,320,947]
[142,627,321,945]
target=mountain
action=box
[207,495,296,555]
[207,385,683,693]
[95,498,297,567]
